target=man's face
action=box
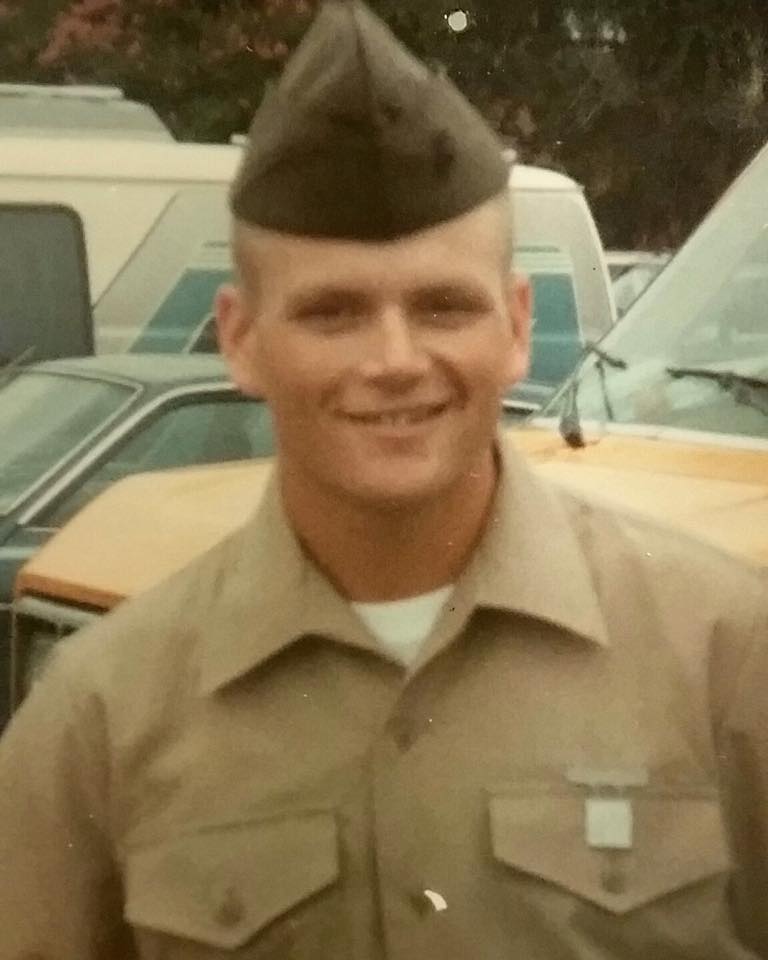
[217,199,530,511]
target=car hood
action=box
[16,461,273,610]
[514,427,768,565]
[16,428,768,611]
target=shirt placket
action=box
[365,654,478,960]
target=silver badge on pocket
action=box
[566,765,648,852]
[585,796,633,850]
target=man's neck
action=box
[279,451,499,602]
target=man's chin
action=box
[337,469,458,513]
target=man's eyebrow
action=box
[285,285,372,316]
[406,282,495,310]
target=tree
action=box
[1,0,317,139]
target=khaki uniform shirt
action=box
[1,440,767,959]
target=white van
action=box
[1,131,615,408]
[0,83,172,141]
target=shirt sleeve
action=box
[0,643,131,959]
[718,583,768,958]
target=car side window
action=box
[517,245,581,387]
[40,397,274,528]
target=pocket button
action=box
[214,887,245,928]
[388,716,416,752]
[600,866,627,895]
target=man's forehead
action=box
[237,257,507,323]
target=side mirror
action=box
[0,203,93,365]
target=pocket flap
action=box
[489,791,731,914]
[125,811,339,948]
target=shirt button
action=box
[214,888,245,927]
[408,888,448,915]
[388,716,416,751]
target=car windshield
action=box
[41,397,274,528]
[549,145,768,443]
[0,371,133,514]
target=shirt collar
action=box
[198,472,380,694]
[468,436,609,646]
[199,436,608,695]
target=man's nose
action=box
[359,308,430,384]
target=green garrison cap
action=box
[230,0,510,240]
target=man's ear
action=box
[214,283,265,398]
[504,271,532,387]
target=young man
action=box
[1,3,766,958]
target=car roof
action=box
[0,138,243,182]
[0,84,172,141]
[26,353,230,387]
[510,164,581,192]
[605,250,671,266]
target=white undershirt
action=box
[353,585,454,666]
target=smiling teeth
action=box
[348,404,445,425]
[380,413,410,425]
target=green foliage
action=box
[3,0,768,247]
[1,0,316,139]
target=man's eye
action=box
[295,306,363,330]
[418,300,479,325]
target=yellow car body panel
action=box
[16,461,272,611]
[514,430,768,565]
[15,429,768,611]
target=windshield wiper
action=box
[666,366,768,418]
[559,343,628,448]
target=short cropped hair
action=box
[232,187,515,299]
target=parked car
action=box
[0,352,273,724]
[0,82,172,141]
[605,249,670,282]
[605,249,670,316]
[13,129,768,723]
[513,129,768,553]
[498,163,616,412]
[1,126,243,363]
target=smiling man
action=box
[1,2,767,959]
[216,196,528,608]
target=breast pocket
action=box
[489,788,732,916]
[125,811,345,958]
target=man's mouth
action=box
[341,401,450,426]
